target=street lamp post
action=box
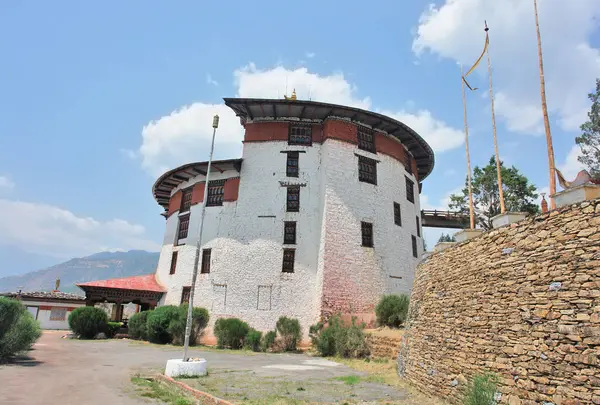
[182,114,219,361]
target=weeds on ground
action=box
[131,375,193,405]
[334,375,361,385]
[463,373,499,405]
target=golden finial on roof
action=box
[284,88,297,101]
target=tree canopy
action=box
[576,78,600,178]
[449,157,539,230]
[437,233,456,243]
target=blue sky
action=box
[0,1,599,277]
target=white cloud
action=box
[0,176,14,190]
[206,74,219,86]
[119,148,137,160]
[138,64,463,175]
[383,109,464,153]
[0,199,160,258]
[558,144,586,181]
[413,0,600,134]
[305,52,316,59]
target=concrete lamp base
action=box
[491,212,527,229]
[454,229,484,243]
[551,184,600,208]
[165,358,207,378]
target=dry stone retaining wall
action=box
[398,199,600,405]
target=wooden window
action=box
[284,221,296,245]
[181,287,191,304]
[394,202,402,226]
[169,251,178,275]
[177,214,190,243]
[357,128,375,153]
[412,235,418,258]
[416,216,421,237]
[405,153,413,175]
[358,155,377,185]
[286,152,299,177]
[361,221,374,248]
[49,307,67,321]
[282,249,295,273]
[201,249,211,274]
[405,176,415,203]
[180,187,193,213]
[286,186,300,212]
[289,124,312,145]
[207,180,225,206]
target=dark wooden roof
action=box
[1,291,85,301]
[152,159,242,210]
[224,97,435,180]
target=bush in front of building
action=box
[244,328,262,352]
[146,305,180,344]
[275,316,302,352]
[310,315,369,358]
[106,322,122,338]
[214,318,249,349]
[0,297,42,361]
[128,310,150,340]
[68,306,109,339]
[169,305,210,346]
[261,330,277,352]
[375,294,410,328]
[463,372,499,405]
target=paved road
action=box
[0,331,409,405]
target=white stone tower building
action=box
[152,97,434,336]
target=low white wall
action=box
[22,299,85,330]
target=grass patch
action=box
[131,375,193,405]
[334,375,361,385]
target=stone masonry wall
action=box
[398,199,600,405]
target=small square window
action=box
[287,187,300,212]
[412,235,418,258]
[361,221,374,248]
[358,155,377,185]
[286,152,299,177]
[282,249,295,273]
[357,128,375,153]
[181,286,191,304]
[207,180,225,206]
[180,187,193,213]
[49,307,67,321]
[169,251,178,275]
[416,216,421,237]
[394,202,402,226]
[289,124,312,145]
[201,249,211,274]
[284,221,296,244]
[405,177,415,203]
[177,214,190,244]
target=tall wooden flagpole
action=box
[533,0,557,209]
[484,22,506,214]
[461,65,476,230]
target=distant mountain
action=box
[0,250,160,294]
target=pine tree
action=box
[575,79,600,178]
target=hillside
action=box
[0,250,160,294]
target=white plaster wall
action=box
[21,300,85,330]
[155,131,423,335]
[319,135,422,317]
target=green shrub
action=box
[214,318,249,349]
[146,305,180,344]
[375,294,410,328]
[68,306,109,339]
[128,311,150,340]
[169,305,210,346]
[107,322,122,338]
[463,373,499,405]
[261,330,277,352]
[0,297,41,360]
[275,316,301,352]
[312,315,368,358]
[244,328,262,352]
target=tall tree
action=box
[438,233,456,243]
[449,157,539,230]
[576,79,600,178]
